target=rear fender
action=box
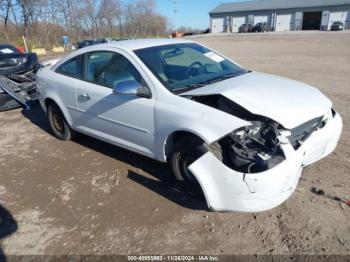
[44,92,74,126]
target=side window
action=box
[56,55,83,78]
[83,51,144,89]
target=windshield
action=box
[134,43,248,93]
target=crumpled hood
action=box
[183,72,332,129]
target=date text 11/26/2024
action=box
[127,255,219,261]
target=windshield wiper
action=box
[173,83,206,94]
[205,73,238,84]
[185,83,205,88]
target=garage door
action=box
[211,18,224,33]
[276,14,292,31]
[328,11,347,30]
[254,15,268,25]
[232,16,246,32]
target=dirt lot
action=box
[0,32,349,256]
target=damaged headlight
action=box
[231,121,262,140]
[220,120,285,173]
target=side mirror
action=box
[113,80,151,99]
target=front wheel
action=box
[170,136,222,195]
[47,103,75,140]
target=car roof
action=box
[54,38,196,69]
[93,38,195,51]
[0,44,19,53]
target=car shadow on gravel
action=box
[0,205,18,262]
[22,103,208,211]
[128,171,207,210]
[21,101,51,133]
[75,134,208,211]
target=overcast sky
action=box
[154,0,249,30]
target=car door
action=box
[52,54,84,122]
[74,50,156,157]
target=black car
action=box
[252,22,269,32]
[94,38,109,44]
[74,40,95,49]
[0,44,38,111]
[238,24,253,33]
[0,44,20,54]
[330,21,344,31]
[0,44,37,76]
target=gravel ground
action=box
[0,31,349,256]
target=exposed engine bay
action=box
[187,94,288,173]
[0,51,39,111]
[220,120,285,173]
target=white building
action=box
[209,0,350,33]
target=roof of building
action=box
[210,0,350,14]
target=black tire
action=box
[47,103,74,140]
[170,136,222,195]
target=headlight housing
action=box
[220,119,285,173]
[231,121,263,141]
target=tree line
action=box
[0,0,168,47]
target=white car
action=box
[36,39,342,212]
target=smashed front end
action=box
[187,95,343,212]
[0,52,39,111]
[219,120,285,174]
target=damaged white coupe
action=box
[36,39,343,212]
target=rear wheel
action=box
[170,136,222,195]
[47,103,74,140]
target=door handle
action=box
[78,93,90,102]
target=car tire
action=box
[47,103,75,140]
[170,136,222,195]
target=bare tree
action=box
[0,0,168,46]
[18,0,32,38]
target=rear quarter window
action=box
[56,55,83,79]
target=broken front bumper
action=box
[189,112,343,212]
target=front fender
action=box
[154,96,250,161]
